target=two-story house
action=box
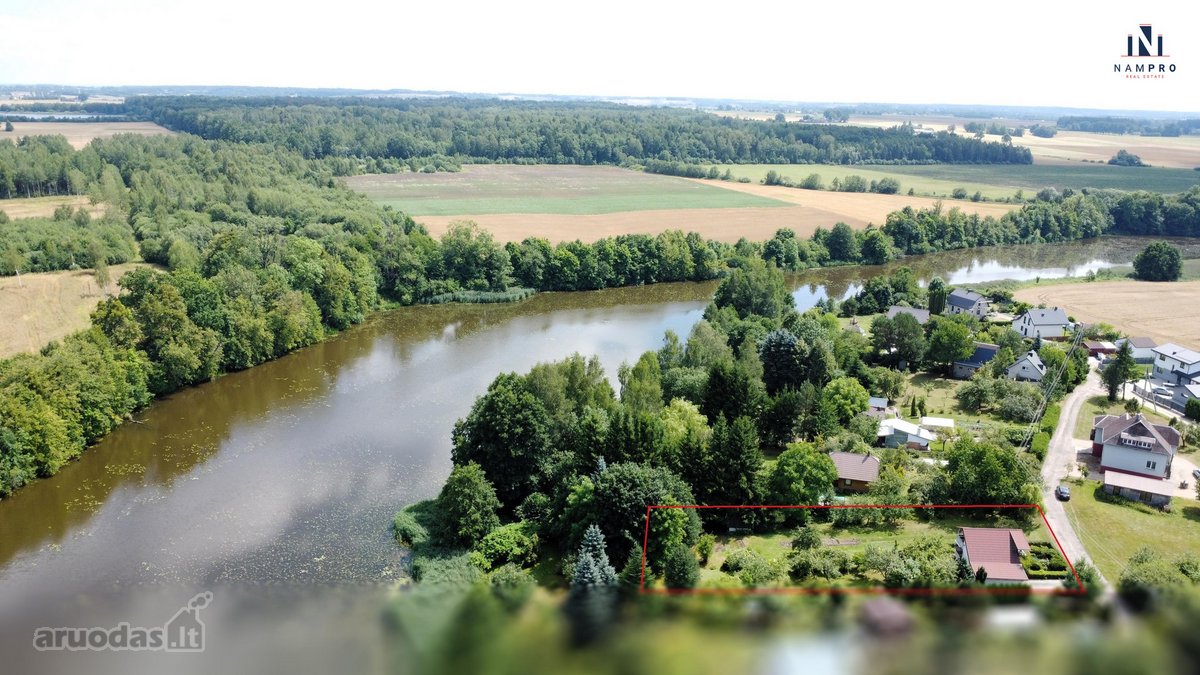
[1152,343,1200,385]
[1013,307,1071,339]
[946,289,990,319]
[1091,413,1180,479]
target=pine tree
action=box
[566,524,618,644]
[577,524,618,586]
[618,544,645,598]
[591,456,608,483]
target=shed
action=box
[1103,470,1173,507]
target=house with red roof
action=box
[955,527,1030,584]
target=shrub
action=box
[696,534,716,564]
[393,506,431,548]
[1030,432,1050,460]
[472,521,539,570]
[791,525,823,550]
[721,548,785,587]
[412,553,483,587]
[1186,398,1200,422]
[789,548,849,579]
[490,563,535,611]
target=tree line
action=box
[124,96,1034,166]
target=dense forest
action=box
[125,97,1034,166]
[1056,116,1200,137]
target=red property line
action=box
[639,503,1086,596]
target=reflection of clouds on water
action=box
[944,258,1116,284]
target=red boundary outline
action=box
[639,503,1086,596]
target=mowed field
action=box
[344,165,784,215]
[0,195,106,219]
[1,121,172,149]
[0,263,146,358]
[1014,280,1200,346]
[350,165,1017,244]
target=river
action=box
[1,236,1196,673]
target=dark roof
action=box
[954,342,1000,369]
[959,527,1029,582]
[947,288,985,309]
[829,452,881,483]
[1093,413,1180,456]
[886,305,930,325]
[1019,308,1069,326]
[1125,336,1157,349]
[1009,350,1046,375]
[858,598,914,636]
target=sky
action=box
[1,0,1197,112]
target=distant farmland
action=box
[1,121,172,149]
[354,165,1019,244]
[708,162,1200,198]
[0,195,105,219]
[344,165,785,216]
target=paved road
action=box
[1040,359,1108,587]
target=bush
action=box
[412,554,483,587]
[393,505,431,548]
[1030,432,1050,460]
[789,548,849,579]
[696,534,716,564]
[952,188,969,199]
[791,525,823,550]
[489,563,535,612]
[472,521,539,570]
[664,541,700,589]
[1040,403,1061,434]
[721,548,785,587]
[1186,398,1200,421]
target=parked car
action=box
[1192,468,1200,481]
[1152,385,1174,396]
[1055,484,1071,501]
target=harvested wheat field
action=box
[1012,131,1200,169]
[2,121,172,149]
[1014,280,1200,346]
[0,263,147,358]
[695,180,1019,221]
[0,195,106,219]
[419,205,861,244]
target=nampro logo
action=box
[1115,23,1175,78]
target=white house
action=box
[877,418,936,449]
[1116,336,1158,363]
[1091,413,1180,480]
[1172,383,1200,411]
[1152,343,1200,385]
[1006,350,1047,382]
[946,289,990,319]
[1013,307,1071,339]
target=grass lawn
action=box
[903,372,1014,438]
[1072,395,1173,440]
[344,165,787,216]
[1063,479,1200,582]
[704,163,1200,200]
[699,514,1051,587]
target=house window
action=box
[843,479,851,486]
[1146,460,1157,470]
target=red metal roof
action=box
[959,527,1030,582]
[829,452,881,483]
